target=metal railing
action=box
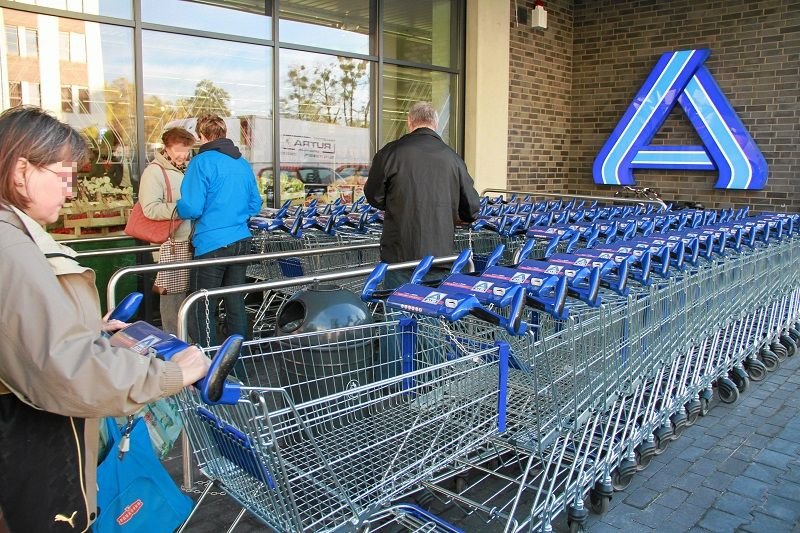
[480,188,669,210]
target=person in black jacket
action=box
[365,102,481,288]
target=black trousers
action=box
[0,395,92,532]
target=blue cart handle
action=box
[154,334,243,405]
[109,292,143,323]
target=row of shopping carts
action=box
[170,196,799,532]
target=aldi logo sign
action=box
[593,49,768,190]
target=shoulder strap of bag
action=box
[152,163,173,203]
[152,163,182,238]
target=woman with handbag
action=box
[0,106,211,532]
[138,127,195,335]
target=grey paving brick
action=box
[771,481,800,503]
[712,490,759,519]
[689,459,718,476]
[686,486,723,509]
[697,509,749,532]
[630,502,674,528]
[672,471,708,493]
[766,437,800,456]
[743,433,772,449]
[727,475,774,500]
[655,487,690,510]
[757,494,800,523]
[754,448,793,471]
[754,423,784,438]
[703,446,734,463]
[730,445,760,462]
[743,462,785,484]
[623,486,659,510]
[740,511,797,533]
[717,457,749,477]
[701,470,736,492]
[667,502,708,529]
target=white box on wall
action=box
[531,4,547,29]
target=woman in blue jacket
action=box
[177,114,262,346]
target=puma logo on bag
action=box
[54,510,77,528]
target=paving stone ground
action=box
[166,352,800,532]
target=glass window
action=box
[383,0,455,67]
[280,0,369,55]
[70,32,86,62]
[78,87,90,113]
[59,31,69,60]
[7,0,132,18]
[141,29,272,186]
[142,0,271,40]
[381,64,457,149]
[9,82,22,107]
[61,86,73,112]
[22,81,41,106]
[24,28,38,57]
[279,49,372,204]
[5,25,19,55]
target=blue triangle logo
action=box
[593,49,768,190]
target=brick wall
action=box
[507,0,800,212]
[507,0,574,193]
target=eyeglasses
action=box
[39,165,77,188]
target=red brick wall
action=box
[507,0,800,212]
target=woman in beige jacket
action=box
[138,127,195,335]
[0,107,210,532]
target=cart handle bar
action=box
[175,255,464,343]
[107,242,379,308]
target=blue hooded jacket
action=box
[177,138,262,256]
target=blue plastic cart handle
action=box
[109,292,143,322]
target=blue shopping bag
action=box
[95,417,193,532]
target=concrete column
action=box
[464,0,510,193]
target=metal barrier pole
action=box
[58,235,135,245]
[175,254,464,490]
[75,245,159,258]
[480,188,669,210]
[106,243,380,309]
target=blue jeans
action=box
[188,238,251,347]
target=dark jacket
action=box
[365,128,481,263]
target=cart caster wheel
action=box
[670,411,688,438]
[653,426,672,455]
[698,388,713,417]
[745,358,767,382]
[612,459,637,491]
[685,399,702,426]
[718,377,739,404]
[730,367,749,393]
[780,334,797,357]
[414,488,435,510]
[454,475,467,494]
[567,504,588,533]
[771,342,788,361]
[589,481,613,515]
[789,327,800,343]
[635,440,656,471]
[760,348,780,372]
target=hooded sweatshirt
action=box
[176,138,262,256]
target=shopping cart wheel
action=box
[684,399,702,426]
[567,504,588,533]
[414,488,436,511]
[729,367,749,393]
[670,411,688,439]
[779,334,797,357]
[653,425,672,455]
[611,459,637,491]
[760,348,780,372]
[771,342,788,362]
[635,440,656,471]
[788,327,800,343]
[745,358,767,382]
[717,377,739,404]
[588,481,613,515]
